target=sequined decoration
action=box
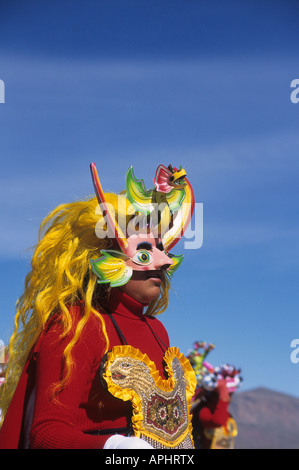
[102,346,196,449]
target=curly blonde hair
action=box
[0,193,170,425]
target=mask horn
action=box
[162,174,195,252]
[90,162,128,253]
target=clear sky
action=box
[0,0,298,397]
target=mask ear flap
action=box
[90,250,132,288]
[166,253,184,278]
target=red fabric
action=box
[0,330,46,449]
[199,399,230,429]
[0,289,170,449]
[198,398,230,449]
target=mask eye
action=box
[132,250,153,266]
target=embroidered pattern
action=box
[101,345,196,449]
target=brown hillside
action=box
[229,387,299,449]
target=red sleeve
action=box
[29,316,108,449]
[199,400,230,429]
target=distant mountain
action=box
[229,387,299,449]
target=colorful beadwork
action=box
[101,345,197,449]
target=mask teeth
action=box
[90,163,128,253]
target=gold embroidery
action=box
[101,345,196,449]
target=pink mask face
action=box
[124,232,174,272]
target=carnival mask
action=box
[90,162,194,287]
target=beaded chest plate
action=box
[101,345,197,449]
[204,417,238,449]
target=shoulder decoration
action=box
[101,345,197,449]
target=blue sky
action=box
[0,0,299,397]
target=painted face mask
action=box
[89,162,194,287]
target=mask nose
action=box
[152,247,174,270]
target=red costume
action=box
[0,162,197,450]
[199,397,230,449]
[0,289,170,449]
[192,390,237,449]
[199,397,230,430]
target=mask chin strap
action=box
[103,305,168,353]
[104,307,128,346]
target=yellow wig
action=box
[0,193,170,425]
